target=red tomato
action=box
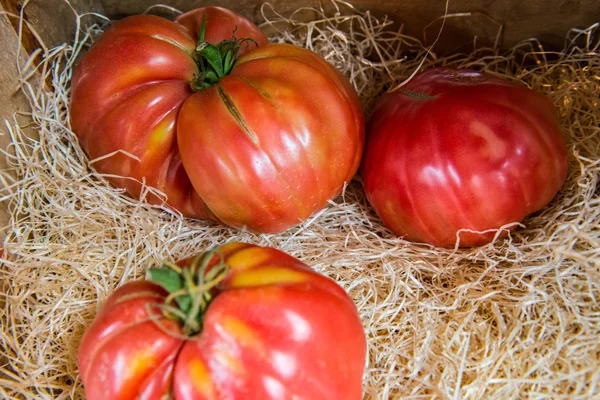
[70,7,364,233]
[360,67,568,247]
[78,243,366,399]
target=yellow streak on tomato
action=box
[230,266,308,288]
[145,115,175,157]
[221,317,265,353]
[116,67,154,93]
[189,359,216,399]
[218,242,249,253]
[226,247,272,271]
[126,350,156,381]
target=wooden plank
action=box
[19,0,105,49]
[0,0,106,123]
[100,0,600,52]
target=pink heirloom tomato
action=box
[78,243,367,399]
[360,67,568,247]
[70,6,364,233]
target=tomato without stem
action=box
[360,67,568,247]
[78,243,367,399]
[70,7,364,233]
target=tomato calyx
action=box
[191,17,258,91]
[147,248,230,336]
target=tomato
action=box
[360,67,568,247]
[70,6,364,233]
[78,243,366,399]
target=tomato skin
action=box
[360,67,568,247]
[70,7,363,232]
[78,243,366,399]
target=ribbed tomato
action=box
[70,7,364,233]
[78,243,366,399]
[360,67,568,247]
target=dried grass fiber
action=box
[1,1,599,399]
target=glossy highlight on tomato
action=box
[70,7,364,233]
[78,243,367,399]
[360,67,568,247]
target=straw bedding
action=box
[1,1,599,398]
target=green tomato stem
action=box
[190,16,258,91]
[148,247,230,337]
[400,88,437,100]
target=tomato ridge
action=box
[135,341,184,398]
[213,74,323,225]
[233,44,365,180]
[80,315,179,385]
[234,50,363,187]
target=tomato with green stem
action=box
[78,243,367,399]
[70,6,364,233]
